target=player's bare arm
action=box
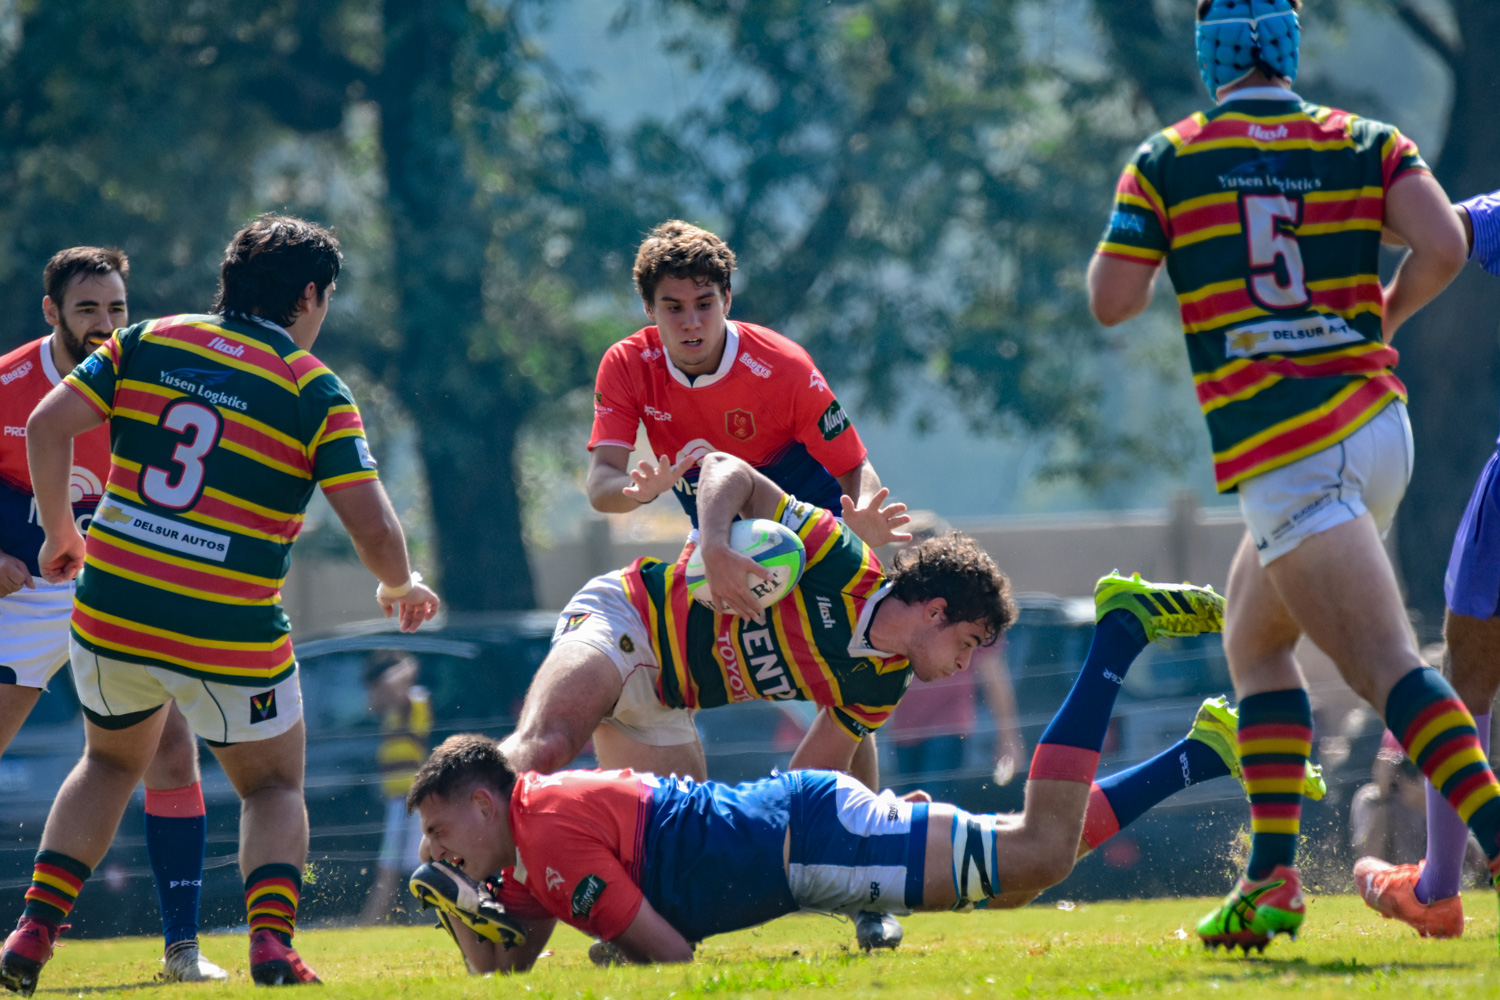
[444,911,556,975]
[26,383,103,583]
[837,459,912,547]
[1381,171,1469,341]
[587,445,695,512]
[610,898,695,964]
[788,709,861,775]
[694,452,781,622]
[1086,253,1161,328]
[324,480,440,632]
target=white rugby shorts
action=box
[70,638,304,745]
[1238,400,1412,565]
[0,579,74,689]
[552,572,698,747]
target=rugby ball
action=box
[684,519,806,611]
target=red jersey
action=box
[0,336,110,576]
[589,321,866,525]
[493,769,652,941]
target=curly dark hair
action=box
[632,219,737,305]
[406,734,517,814]
[887,532,1015,642]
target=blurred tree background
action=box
[0,0,1490,615]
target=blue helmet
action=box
[1196,0,1300,97]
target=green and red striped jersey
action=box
[623,495,912,740]
[63,313,379,686]
[1097,90,1426,491]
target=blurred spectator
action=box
[358,652,432,923]
[883,511,1024,786]
[1349,731,1487,882]
[886,637,1024,785]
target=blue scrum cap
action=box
[1195,0,1300,97]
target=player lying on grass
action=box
[407,568,1228,972]
[1354,191,1500,938]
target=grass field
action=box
[31,894,1500,999]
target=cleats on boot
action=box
[249,929,321,986]
[1196,865,1305,953]
[0,918,65,997]
[1353,858,1463,939]
[1094,572,1225,642]
[1187,696,1327,801]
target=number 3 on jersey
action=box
[1242,193,1309,310]
[141,400,222,510]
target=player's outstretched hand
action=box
[378,577,442,632]
[840,489,912,548]
[0,553,36,597]
[623,453,697,505]
[37,528,85,585]
[700,539,773,625]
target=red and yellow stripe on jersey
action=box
[1095,92,1426,490]
[623,495,911,739]
[63,314,379,685]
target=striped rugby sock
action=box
[1385,668,1500,865]
[245,863,302,945]
[23,850,91,926]
[1239,688,1312,880]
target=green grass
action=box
[34,895,1500,998]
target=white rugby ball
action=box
[684,519,807,611]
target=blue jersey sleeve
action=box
[1460,191,1500,277]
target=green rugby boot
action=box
[1094,571,1225,643]
[1196,865,1305,953]
[1187,696,1327,801]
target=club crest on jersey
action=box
[618,634,635,654]
[250,689,278,724]
[559,612,590,634]
[725,408,756,442]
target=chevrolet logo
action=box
[97,505,133,524]
[1230,332,1260,353]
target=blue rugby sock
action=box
[145,783,206,947]
[1029,611,1147,785]
[1088,738,1230,846]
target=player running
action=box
[1087,0,1500,951]
[0,216,441,995]
[586,219,911,949]
[0,247,225,983]
[1354,191,1500,938]
[405,566,1226,973]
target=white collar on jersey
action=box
[38,334,63,387]
[223,310,295,344]
[847,583,900,660]
[663,321,741,390]
[1219,86,1301,104]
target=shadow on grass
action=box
[1206,955,1464,979]
[39,981,160,995]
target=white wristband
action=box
[377,570,423,602]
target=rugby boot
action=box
[161,938,231,983]
[409,861,526,949]
[854,910,903,951]
[1188,696,1327,801]
[0,917,65,996]
[1196,864,1304,953]
[1352,858,1463,939]
[248,929,321,986]
[1094,572,1224,642]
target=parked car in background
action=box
[2,598,1384,937]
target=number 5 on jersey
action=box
[1242,193,1309,310]
[141,400,222,510]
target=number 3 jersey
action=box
[0,336,110,578]
[1097,88,1426,492]
[62,313,380,686]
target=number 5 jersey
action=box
[62,314,379,686]
[1096,87,1425,492]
